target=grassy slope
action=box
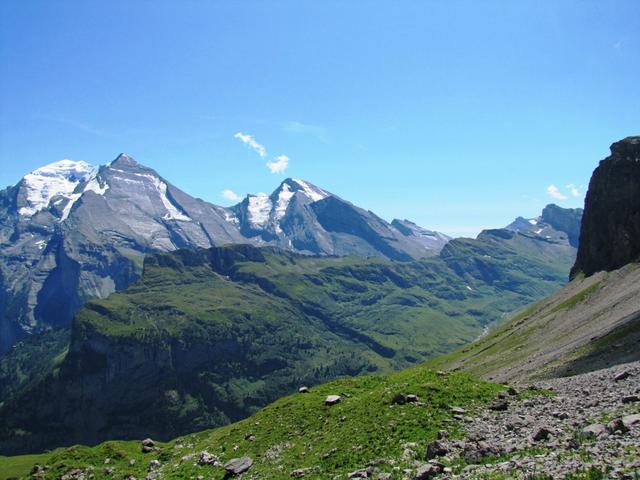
[0,366,504,480]
[425,263,640,382]
[0,328,69,405]
[0,236,572,455]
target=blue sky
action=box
[1,1,638,237]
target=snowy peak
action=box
[18,159,96,216]
[286,178,329,203]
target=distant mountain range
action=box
[0,154,450,352]
[0,204,582,454]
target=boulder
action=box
[198,451,220,466]
[532,427,553,442]
[582,423,607,438]
[488,399,508,411]
[325,395,341,406]
[415,461,444,479]
[607,418,629,434]
[298,387,309,394]
[614,371,632,382]
[425,440,449,459]
[224,457,253,475]
[622,414,640,427]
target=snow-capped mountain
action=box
[505,204,582,248]
[0,154,449,351]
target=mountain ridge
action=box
[0,154,450,352]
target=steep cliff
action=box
[571,136,640,278]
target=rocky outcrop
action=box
[571,136,640,278]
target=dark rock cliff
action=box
[571,136,640,278]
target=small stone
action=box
[425,440,448,459]
[148,460,161,471]
[298,386,309,393]
[507,386,518,396]
[198,451,220,466]
[450,406,466,414]
[224,457,253,475]
[437,429,449,440]
[489,399,509,411]
[614,371,631,381]
[347,469,370,478]
[406,394,419,403]
[532,427,552,442]
[497,391,508,399]
[622,395,639,404]
[436,370,447,376]
[291,467,313,477]
[325,395,341,406]
[391,393,407,405]
[607,418,630,434]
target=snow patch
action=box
[275,183,295,220]
[19,160,95,216]
[528,219,538,225]
[84,175,109,195]
[153,177,191,222]
[247,194,272,227]
[224,211,239,224]
[291,179,328,202]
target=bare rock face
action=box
[571,136,640,279]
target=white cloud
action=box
[266,155,289,174]
[566,183,581,197]
[234,132,267,158]
[546,184,568,201]
[222,189,242,202]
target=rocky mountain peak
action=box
[609,136,640,159]
[571,135,640,278]
[109,153,140,168]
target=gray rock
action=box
[425,440,448,459]
[622,413,640,427]
[325,395,341,406]
[614,371,631,382]
[298,386,309,394]
[291,467,313,477]
[532,427,553,442]
[224,457,253,475]
[489,399,509,411]
[415,461,444,479]
[582,423,607,438]
[197,451,220,466]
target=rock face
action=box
[571,136,640,278]
[0,155,450,353]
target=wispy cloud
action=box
[283,121,327,142]
[221,189,242,202]
[234,132,267,158]
[267,155,289,174]
[546,184,568,201]
[566,183,581,197]
[233,132,290,174]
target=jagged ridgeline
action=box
[0,223,575,454]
